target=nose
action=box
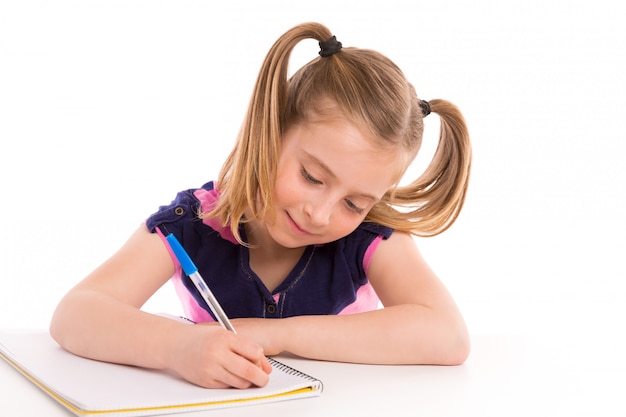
[303,198,332,227]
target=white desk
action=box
[1,334,623,416]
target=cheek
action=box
[273,170,301,206]
[330,215,365,240]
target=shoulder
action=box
[369,231,423,271]
[342,222,393,246]
[322,222,394,279]
[356,222,394,238]
[329,222,394,259]
[144,181,241,245]
[144,181,217,233]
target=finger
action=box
[231,339,267,367]
[224,353,271,388]
[248,355,272,375]
[229,341,271,375]
[214,368,257,390]
[258,356,273,374]
[191,357,261,389]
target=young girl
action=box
[50,22,472,390]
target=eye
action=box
[300,167,322,185]
[344,198,365,215]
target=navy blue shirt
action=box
[145,181,393,322]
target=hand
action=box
[168,324,272,389]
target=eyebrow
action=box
[303,151,380,201]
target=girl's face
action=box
[266,117,404,248]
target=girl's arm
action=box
[49,226,271,388]
[234,231,470,365]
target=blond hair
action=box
[206,22,472,242]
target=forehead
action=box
[282,119,405,199]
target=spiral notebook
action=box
[0,330,323,416]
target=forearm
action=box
[49,226,272,389]
[50,289,185,370]
[50,290,273,389]
[275,305,470,365]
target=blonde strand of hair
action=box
[366,99,472,236]
[206,23,334,244]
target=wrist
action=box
[274,316,298,355]
[157,319,197,372]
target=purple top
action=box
[145,181,394,323]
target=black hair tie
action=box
[319,36,342,57]
[419,100,431,117]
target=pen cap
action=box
[165,234,199,275]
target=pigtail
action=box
[207,23,333,244]
[367,99,472,236]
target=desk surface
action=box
[1,334,623,417]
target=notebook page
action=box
[0,330,322,415]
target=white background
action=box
[0,0,625,413]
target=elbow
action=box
[49,305,67,348]
[420,317,470,366]
[48,295,78,351]
[443,330,471,365]
[403,320,471,366]
[402,306,471,365]
[439,320,471,365]
[49,309,85,356]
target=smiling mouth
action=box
[286,212,313,236]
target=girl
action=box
[50,22,472,389]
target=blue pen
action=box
[165,233,237,333]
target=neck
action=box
[244,217,304,259]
